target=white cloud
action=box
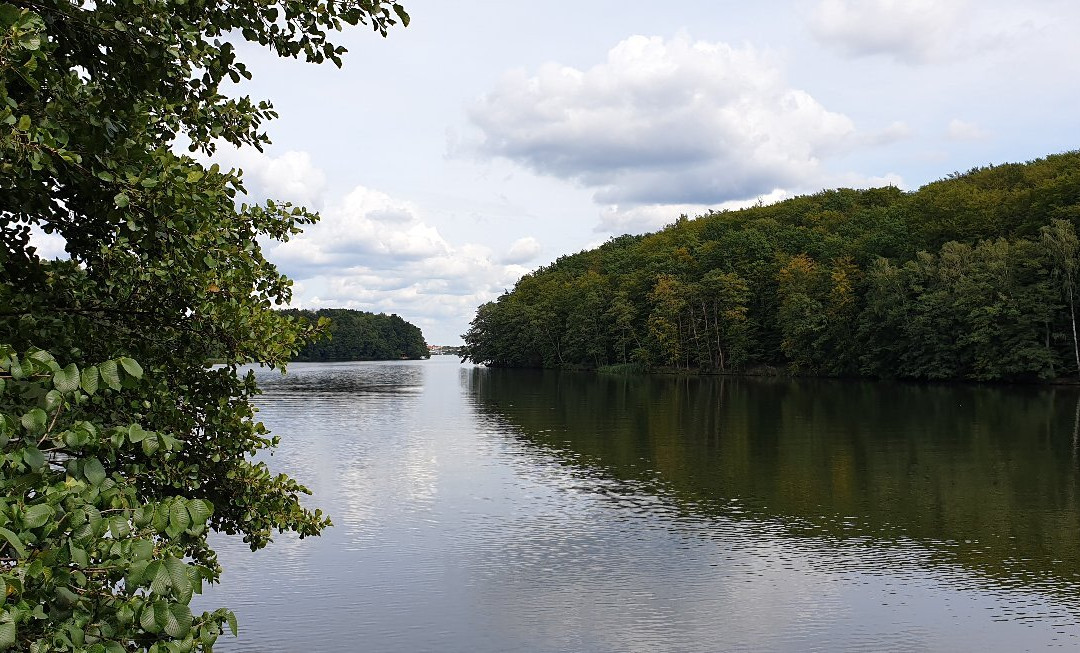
[597,189,794,235]
[265,186,532,343]
[596,172,905,235]
[864,121,913,146]
[209,150,535,343]
[28,225,68,260]
[829,167,906,187]
[809,0,968,63]
[500,236,542,264]
[214,148,328,209]
[468,34,857,208]
[946,119,990,142]
[267,185,453,276]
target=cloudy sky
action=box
[173,1,1080,343]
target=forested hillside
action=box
[287,309,429,361]
[463,151,1080,381]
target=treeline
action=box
[286,309,429,361]
[463,151,1080,381]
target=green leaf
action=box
[152,503,169,533]
[43,389,62,413]
[164,557,191,601]
[131,539,154,562]
[186,499,212,525]
[133,505,153,529]
[53,363,80,393]
[84,457,107,486]
[56,586,79,607]
[0,620,15,649]
[169,501,191,533]
[80,366,99,394]
[21,409,47,436]
[126,560,148,590]
[164,603,193,638]
[118,357,143,380]
[6,357,23,380]
[22,503,53,529]
[0,526,27,558]
[113,192,129,208]
[99,359,121,390]
[22,446,45,471]
[19,33,40,51]
[70,544,89,567]
[108,515,130,539]
[142,436,160,456]
[127,424,147,443]
[149,561,170,595]
[393,4,410,27]
[226,611,238,637]
[139,602,159,634]
[16,115,30,131]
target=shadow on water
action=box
[463,368,1080,602]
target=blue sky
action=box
[40,0,1079,344]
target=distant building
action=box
[427,345,464,356]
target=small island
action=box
[285,308,429,361]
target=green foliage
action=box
[463,153,1080,381]
[1,0,407,649]
[0,347,234,651]
[286,309,429,361]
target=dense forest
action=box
[287,309,429,361]
[463,151,1080,381]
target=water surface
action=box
[203,358,1080,652]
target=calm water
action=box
[201,357,1080,652]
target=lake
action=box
[202,356,1080,651]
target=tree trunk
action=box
[1073,390,1079,460]
[700,301,712,369]
[1071,289,1079,379]
[1047,321,1055,378]
[689,308,698,368]
[713,302,725,372]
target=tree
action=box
[776,254,826,373]
[1041,219,1080,378]
[1,0,408,650]
[856,257,909,377]
[288,309,429,361]
[647,274,688,368]
[698,269,750,372]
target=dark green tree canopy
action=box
[463,152,1080,382]
[288,308,429,361]
[1,0,407,650]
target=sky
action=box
[34,0,1080,344]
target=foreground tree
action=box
[1,0,408,650]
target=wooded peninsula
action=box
[463,151,1080,382]
[286,309,429,361]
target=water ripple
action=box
[200,360,1080,652]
